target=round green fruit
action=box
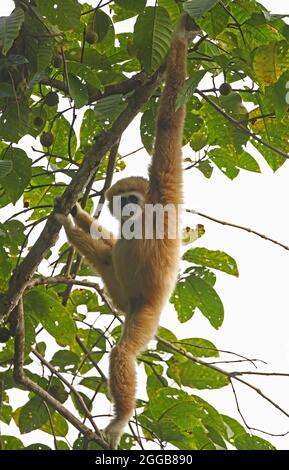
[40,132,54,147]
[85,31,98,44]
[53,55,63,68]
[45,91,59,107]
[219,82,232,96]
[33,116,44,128]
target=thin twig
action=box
[188,209,289,252]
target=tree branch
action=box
[13,299,109,448]
[40,70,148,105]
[188,209,289,252]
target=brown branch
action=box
[40,70,148,105]
[0,67,163,322]
[95,138,120,215]
[76,335,107,382]
[32,348,100,434]
[188,209,289,252]
[13,299,108,448]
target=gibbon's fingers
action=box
[70,203,97,235]
[54,213,74,230]
[70,202,81,217]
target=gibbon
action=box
[55,15,194,449]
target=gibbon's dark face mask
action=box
[121,194,140,209]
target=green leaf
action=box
[140,108,156,154]
[267,69,289,119]
[177,337,219,358]
[37,41,53,72]
[183,247,239,276]
[184,0,220,19]
[171,277,198,323]
[252,41,289,86]
[176,70,207,109]
[0,99,30,143]
[19,396,50,433]
[0,8,24,55]
[49,116,77,157]
[201,97,249,152]
[172,274,224,328]
[67,61,102,90]
[168,357,229,389]
[235,433,276,450]
[37,0,81,31]
[80,109,102,148]
[0,436,24,450]
[0,148,32,205]
[0,160,12,177]
[71,391,92,418]
[0,246,12,280]
[113,0,147,21]
[51,350,80,372]
[134,7,173,72]
[0,83,14,98]
[24,288,75,346]
[25,444,52,450]
[158,0,181,25]
[41,412,69,437]
[197,3,229,37]
[68,73,89,108]
[94,94,127,126]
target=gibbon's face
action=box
[105,177,149,222]
[113,191,145,222]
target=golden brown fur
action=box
[55,16,192,448]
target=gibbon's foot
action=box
[54,212,74,230]
[104,419,126,450]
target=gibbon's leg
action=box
[105,301,161,449]
[55,213,128,311]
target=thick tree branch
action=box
[13,299,109,448]
[0,68,163,321]
[40,71,148,104]
[32,348,100,434]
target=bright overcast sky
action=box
[1,0,289,450]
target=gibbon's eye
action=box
[127,194,139,204]
[121,194,139,208]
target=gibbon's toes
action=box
[104,429,121,450]
[70,202,81,218]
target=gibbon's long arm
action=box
[105,17,192,449]
[148,17,190,206]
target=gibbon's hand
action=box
[53,196,79,218]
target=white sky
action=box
[1,0,289,451]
